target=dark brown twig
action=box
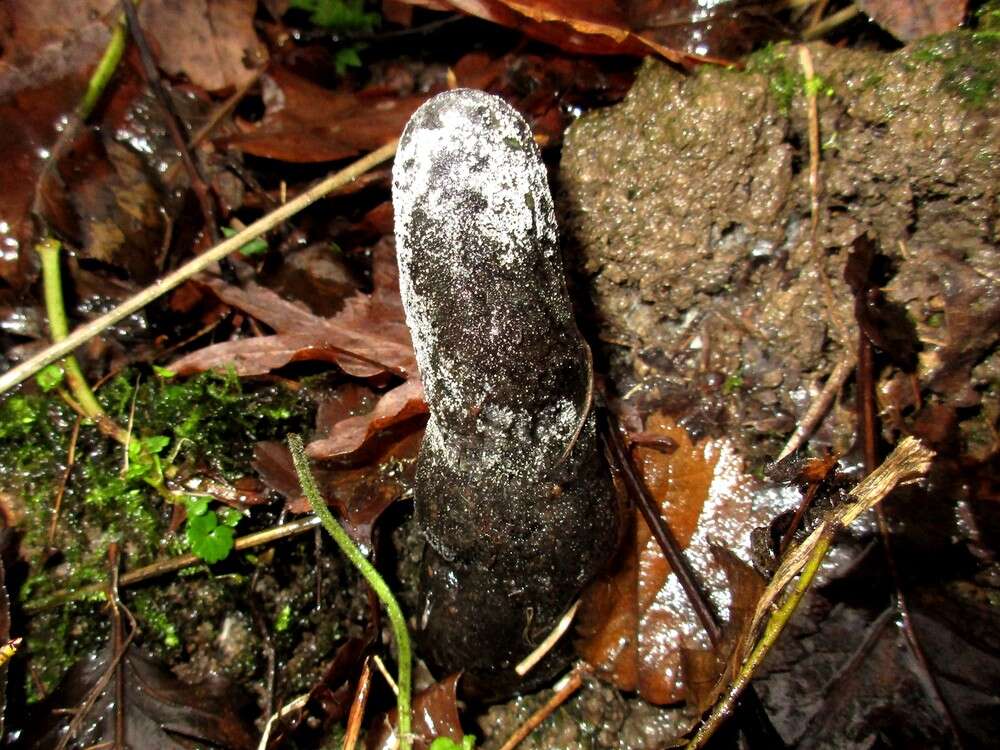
[56,545,138,750]
[603,407,786,746]
[47,417,81,546]
[778,481,821,556]
[601,408,721,646]
[121,0,219,244]
[857,331,964,747]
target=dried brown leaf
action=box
[576,413,797,704]
[857,0,967,42]
[139,0,267,91]
[169,240,417,380]
[223,67,429,162]
[394,0,783,64]
[306,378,426,459]
[254,420,421,546]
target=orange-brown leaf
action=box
[222,67,429,163]
[577,413,796,705]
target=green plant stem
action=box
[686,532,831,749]
[36,239,113,427]
[77,10,129,120]
[287,433,412,750]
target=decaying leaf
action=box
[172,240,425,459]
[25,641,256,749]
[139,0,266,91]
[0,0,116,287]
[254,425,420,548]
[170,239,416,379]
[576,413,798,704]
[856,0,967,42]
[366,673,464,750]
[393,0,783,64]
[222,67,429,162]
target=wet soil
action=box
[560,37,999,467]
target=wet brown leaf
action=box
[307,378,426,459]
[139,0,267,92]
[395,0,784,64]
[254,398,421,547]
[170,239,417,379]
[25,641,255,749]
[366,673,464,750]
[58,135,165,282]
[576,413,796,704]
[856,0,967,42]
[0,0,116,287]
[223,67,429,162]
[845,234,919,372]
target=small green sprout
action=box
[35,364,65,392]
[221,226,269,257]
[723,372,744,395]
[429,737,476,750]
[275,604,292,633]
[184,496,236,564]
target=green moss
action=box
[977,0,1000,33]
[130,590,182,652]
[746,43,801,114]
[1,368,310,696]
[910,31,1000,108]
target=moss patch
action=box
[1,369,310,697]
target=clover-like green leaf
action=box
[186,510,235,563]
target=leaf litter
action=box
[2,2,997,749]
[576,412,799,705]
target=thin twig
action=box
[373,654,398,695]
[343,658,373,750]
[778,480,821,556]
[498,666,587,750]
[799,46,822,240]
[803,4,861,40]
[778,354,855,460]
[56,546,138,750]
[48,417,81,545]
[0,140,399,396]
[602,408,722,646]
[122,0,219,243]
[257,693,310,750]
[515,600,580,677]
[24,515,322,611]
[857,335,965,746]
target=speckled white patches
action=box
[393,89,580,482]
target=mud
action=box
[560,37,999,465]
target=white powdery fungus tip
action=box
[392,88,579,478]
[391,89,620,698]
